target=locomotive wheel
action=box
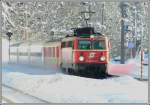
[64,68,74,75]
[74,69,80,75]
[60,63,74,74]
[61,67,73,75]
[68,68,74,75]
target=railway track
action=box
[2,84,50,103]
[2,96,15,103]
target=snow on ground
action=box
[2,64,148,103]
[109,57,148,80]
[127,59,148,80]
[2,85,48,103]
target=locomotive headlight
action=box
[79,56,84,61]
[90,35,94,38]
[100,56,106,61]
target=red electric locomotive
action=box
[60,27,110,76]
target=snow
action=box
[2,37,148,103]
[3,85,47,103]
[2,64,148,103]
[128,59,148,80]
[109,57,148,80]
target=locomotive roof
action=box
[73,27,102,37]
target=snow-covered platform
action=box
[2,63,148,103]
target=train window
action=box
[49,47,51,57]
[93,40,106,49]
[61,42,67,48]
[43,48,47,57]
[68,41,73,48]
[50,47,52,57]
[53,47,55,57]
[78,40,91,50]
[54,47,56,57]
[30,52,42,56]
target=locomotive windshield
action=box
[78,40,105,50]
[78,40,91,50]
[93,40,105,49]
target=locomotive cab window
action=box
[78,40,106,50]
[93,40,106,49]
[78,40,91,50]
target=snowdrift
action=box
[2,64,148,103]
[107,62,136,76]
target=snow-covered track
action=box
[2,96,15,103]
[2,84,50,103]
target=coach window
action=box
[53,47,55,57]
[61,42,67,48]
[49,47,51,57]
[68,41,73,48]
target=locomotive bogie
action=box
[72,63,107,73]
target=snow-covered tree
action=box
[2,1,148,58]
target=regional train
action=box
[10,27,111,76]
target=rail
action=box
[2,84,50,103]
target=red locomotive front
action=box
[73,37,109,64]
[61,27,110,76]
